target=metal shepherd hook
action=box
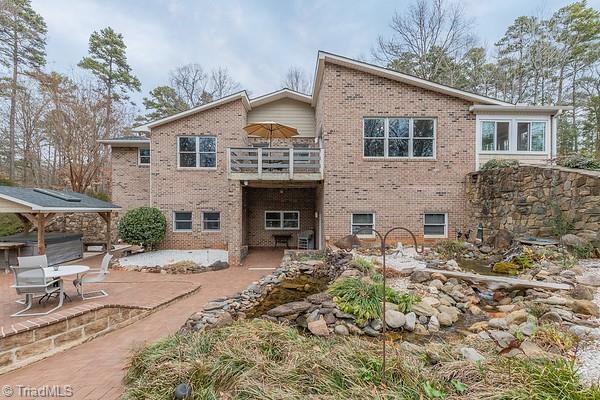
[355,226,424,382]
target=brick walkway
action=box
[0,250,280,399]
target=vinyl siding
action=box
[247,98,316,137]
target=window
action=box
[424,213,447,238]
[364,118,435,158]
[202,212,221,231]
[517,122,546,152]
[173,211,193,232]
[264,211,299,230]
[351,213,374,236]
[138,148,150,165]
[178,136,216,168]
[481,121,510,151]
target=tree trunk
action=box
[8,28,18,181]
[572,64,577,152]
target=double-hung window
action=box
[517,122,546,152]
[424,213,447,238]
[138,148,150,165]
[351,213,374,236]
[202,211,221,231]
[364,118,435,158]
[265,211,299,230]
[178,136,217,168]
[481,121,510,151]
[173,211,193,232]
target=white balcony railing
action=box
[228,147,324,180]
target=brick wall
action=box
[244,187,317,247]
[318,63,476,245]
[111,148,150,212]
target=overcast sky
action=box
[32,0,600,107]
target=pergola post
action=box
[36,213,46,255]
[99,212,112,252]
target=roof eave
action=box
[469,105,573,114]
[312,51,513,107]
[97,139,150,148]
[249,89,312,107]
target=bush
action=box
[556,154,600,171]
[492,261,520,275]
[0,178,17,186]
[432,240,468,259]
[512,254,534,269]
[117,207,166,249]
[329,277,419,323]
[546,202,574,238]
[350,257,375,273]
[86,190,111,202]
[480,159,519,171]
[0,214,24,236]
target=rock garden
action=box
[124,233,600,399]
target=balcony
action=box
[228,147,323,181]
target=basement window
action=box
[173,211,193,232]
[351,213,375,237]
[424,213,447,238]
[202,212,221,232]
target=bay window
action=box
[364,117,435,158]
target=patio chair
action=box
[298,230,314,250]
[10,265,64,317]
[15,255,50,304]
[73,253,112,300]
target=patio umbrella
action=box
[243,121,298,147]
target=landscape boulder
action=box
[266,301,312,317]
[334,234,362,250]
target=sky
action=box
[32,0,600,108]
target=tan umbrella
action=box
[243,121,298,147]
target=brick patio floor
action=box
[0,248,281,399]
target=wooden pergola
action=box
[0,187,121,256]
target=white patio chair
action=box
[10,265,64,317]
[15,255,50,304]
[298,230,314,250]
[73,253,112,300]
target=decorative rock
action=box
[446,259,460,270]
[418,315,429,324]
[429,279,444,290]
[428,315,440,332]
[561,234,588,247]
[571,285,594,301]
[505,309,529,325]
[497,304,516,313]
[479,245,493,254]
[437,312,453,327]
[468,305,485,316]
[370,319,383,331]
[489,330,517,348]
[539,311,562,324]
[334,234,362,249]
[430,272,448,282]
[308,318,330,336]
[488,318,509,330]
[570,300,600,317]
[520,341,547,358]
[334,324,350,336]
[490,229,514,250]
[414,324,429,335]
[468,321,489,332]
[410,270,431,283]
[385,309,406,329]
[306,292,333,304]
[334,310,355,319]
[539,296,569,306]
[412,302,438,317]
[323,313,337,325]
[404,312,416,331]
[267,301,312,317]
[363,326,380,337]
[460,347,485,363]
[518,321,536,336]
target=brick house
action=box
[100,52,569,265]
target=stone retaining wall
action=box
[0,306,146,374]
[466,165,600,246]
[47,213,118,245]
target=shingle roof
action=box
[0,187,121,212]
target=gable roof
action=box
[249,88,312,108]
[311,51,513,107]
[0,187,121,212]
[134,91,251,131]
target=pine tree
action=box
[78,27,140,138]
[0,0,47,180]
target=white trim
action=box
[173,211,193,233]
[264,210,300,230]
[136,91,251,130]
[201,211,221,232]
[177,135,218,170]
[470,105,572,114]
[476,115,551,154]
[138,148,150,166]
[250,89,312,107]
[97,139,150,148]
[313,51,512,107]
[351,212,375,238]
[423,212,448,239]
[363,117,436,159]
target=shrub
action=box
[512,254,534,269]
[556,154,600,171]
[0,214,24,236]
[86,190,111,202]
[571,243,596,259]
[350,257,375,273]
[0,177,17,186]
[492,261,520,275]
[546,202,574,238]
[329,277,419,323]
[117,207,166,249]
[433,239,468,259]
[480,159,519,171]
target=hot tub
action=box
[0,232,83,267]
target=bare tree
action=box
[210,67,240,99]
[169,63,211,107]
[374,0,474,82]
[281,66,311,94]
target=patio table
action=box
[42,265,90,303]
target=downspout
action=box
[149,133,153,207]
